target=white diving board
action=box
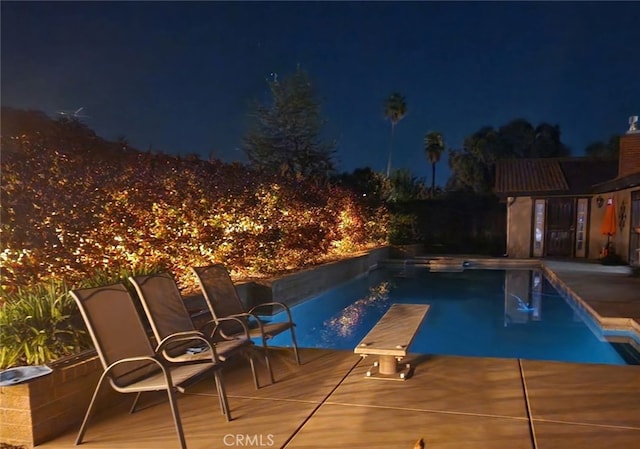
[354,303,430,380]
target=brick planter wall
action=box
[0,352,123,449]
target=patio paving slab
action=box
[534,421,640,449]
[285,403,533,449]
[522,360,640,429]
[327,354,528,419]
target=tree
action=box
[383,92,407,177]
[424,131,444,196]
[447,126,502,194]
[497,119,535,157]
[447,119,571,193]
[530,123,570,157]
[243,68,335,179]
[387,168,428,202]
[585,134,620,160]
[332,167,388,205]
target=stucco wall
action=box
[589,189,634,261]
[614,189,632,261]
[507,196,532,258]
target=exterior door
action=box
[545,198,575,257]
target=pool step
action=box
[611,342,640,365]
[382,257,468,273]
[428,257,466,272]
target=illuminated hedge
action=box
[1,133,389,295]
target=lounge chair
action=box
[129,272,260,389]
[70,283,230,449]
[192,264,300,384]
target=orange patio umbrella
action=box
[600,197,616,251]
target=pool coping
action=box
[540,264,640,347]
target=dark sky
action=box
[2,1,639,186]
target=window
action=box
[533,199,545,257]
[575,198,588,258]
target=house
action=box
[495,117,640,264]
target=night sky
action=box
[2,1,639,186]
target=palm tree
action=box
[383,93,407,177]
[424,131,444,196]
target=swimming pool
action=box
[267,267,634,365]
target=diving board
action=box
[354,303,430,381]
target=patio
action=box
[36,347,640,449]
[34,261,640,448]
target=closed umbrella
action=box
[600,198,616,255]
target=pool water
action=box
[267,267,631,365]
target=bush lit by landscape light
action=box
[1,130,389,295]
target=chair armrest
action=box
[104,356,175,391]
[248,302,294,324]
[231,311,268,334]
[156,331,220,362]
[104,355,165,376]
[202,316,251,340]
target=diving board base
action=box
[363,356,412,381]
[354,303,430,381]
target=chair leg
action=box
[289,326,301,365]
[129,392,143,414]
[215,380,225,416]
[262,339,275,384]
[166,387,187,449]
[76,371,110,445]
[247,350,260,389]
[214,370,232,421]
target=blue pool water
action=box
[267,267,631,365]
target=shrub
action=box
[388,213,419,244]
[0,280,91,369]
[0,265,164,370]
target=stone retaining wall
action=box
[187,246,393,314]
[264,246,390,308]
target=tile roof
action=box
[495,159,568,195]
[495,158,618,196]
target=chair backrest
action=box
[129,273,196,349]
[192,265,247,334]
[70,284,159,388]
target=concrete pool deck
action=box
[35,260,640,449]
[543,260,640,340]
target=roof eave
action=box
[494,189,570,198]
[592,172,640,194]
